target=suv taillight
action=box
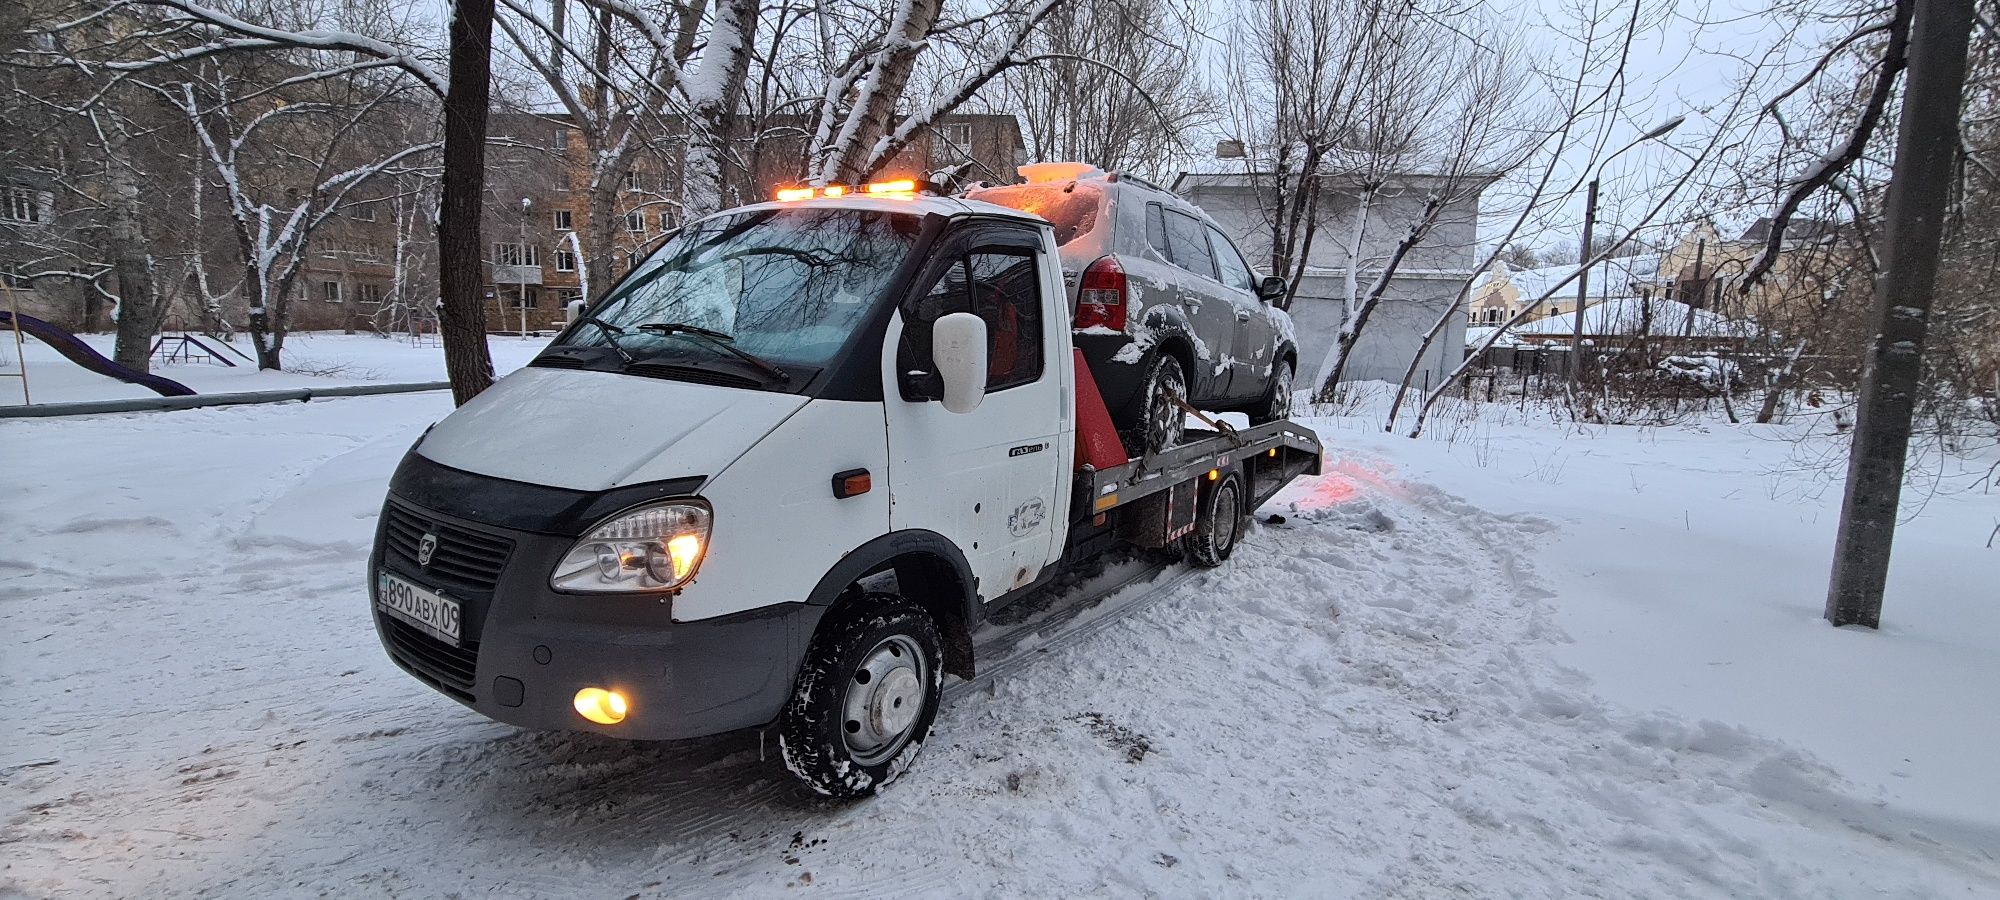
[1076,256,1127,332]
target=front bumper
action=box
[368,469,824,741]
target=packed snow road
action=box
[3,395,1995,897]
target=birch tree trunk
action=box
[821,0,944,185]
[682,0,755,219]
[104,129,162,374]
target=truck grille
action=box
[380,615,480,702]
[381,504,513,591]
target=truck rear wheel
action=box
[1185,473,1246,567]
[778,596,943,800]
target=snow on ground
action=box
[0,331,547,406]
[3,384,1997,897]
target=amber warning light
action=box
[775,179,918,202]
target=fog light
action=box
[573,687,628,725]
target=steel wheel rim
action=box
[1212,481,1240,551]
[1149,363,1186,451]
[840,634,928,766]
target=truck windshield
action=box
[556,208,921,373]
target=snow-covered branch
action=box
[107,0,447,95]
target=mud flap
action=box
[1114,479,1198,548]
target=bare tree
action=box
[1307,28,1536,397]
[806,0,1068,184]
[993,0,1214,179]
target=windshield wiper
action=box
[635,323,792,383]
[570,315,636,364]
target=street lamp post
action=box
[1570,116,1686,378]
[518,197,532,338]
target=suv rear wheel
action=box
[1250,359,1294,425]
[1125,353,1187,456]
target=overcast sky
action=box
[1184,0,1834,253]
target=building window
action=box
[551,127,569,156]
[2,185,45,224]
[658,212,672,232]
[552,209,572,231]
[931,122,973,167]
[625,210,645,232]
[320,281,343,304]
[348,203,376,222]
[494,242,537,267]
[357,243,383,262]
[555,248,577,272]
[624,169,644,192]
[320,240,344,258]
[3,263,31,288]
[357,283,385,305]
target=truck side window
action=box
[969,252,1043,390]
[1164,210,1217,281]
[900,249,1045,397]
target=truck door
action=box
[883,220,1067,601]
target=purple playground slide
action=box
[2,311,197,397]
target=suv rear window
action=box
[967,183,1103,246]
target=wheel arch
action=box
[803,529,978,678]
[1139,317,1205,399]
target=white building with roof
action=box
[1173,171,1487,386]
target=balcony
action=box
[491,264,543,285]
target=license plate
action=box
[377,572,462,645]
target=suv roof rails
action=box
[1107,172,1168,193]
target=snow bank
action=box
[3,391,1996,896]
[0,331,548,406]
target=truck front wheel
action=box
[1185,473,1246,567]
[778,596,943,800]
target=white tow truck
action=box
[369,179,1322,797]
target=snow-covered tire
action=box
[778,596,943,801]
[1124,353,1188,456]
[1185,473,1246,568]
[1250,359,1294,425]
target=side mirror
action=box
[932,312,988,414]
[566,299,587,322]
[1257,275,1290,308]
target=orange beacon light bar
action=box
[774,179,919,202]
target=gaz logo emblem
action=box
[417,532,439,567]
[1009,498,1047,536]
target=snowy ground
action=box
[0,331,546,405]
[3,356,1998,897]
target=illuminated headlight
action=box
[551,501,711,593]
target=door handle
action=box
[1236,311,1252,323]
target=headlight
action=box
[551,501,711,593]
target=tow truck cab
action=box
[368,183,1320,798]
